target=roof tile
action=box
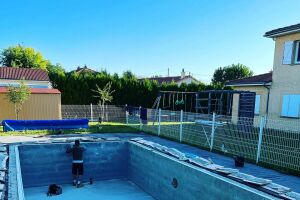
[264,23,300,37]
[0,67,49,81]
[225,72,272,86]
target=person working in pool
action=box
[66,140,85,188]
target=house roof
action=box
[264,23,300,38]
[74,66,96,73]
[139,75,197,84]
[0,87,61,94]
[0,67,50,81]
[225,72,272,86]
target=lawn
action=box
[0,122,139,136]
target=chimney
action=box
[167,68,170,77]
[181,68,185,79]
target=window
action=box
[282,40,300,65]
[281,94,300,118]
[254,95,260,115]
[295,41,300,64]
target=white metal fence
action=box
[126,106,300,174]
[61,104,300,173]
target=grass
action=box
[0,122,139,136]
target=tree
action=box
[211,63,253,85]
[0,45,49,70]
[92,82,115,120]
[6,81,31,120]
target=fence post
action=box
[90,103,93,122]
[179,110,183,142]
[139,106,142,131]
[158,109,161,136]
[256,116,265,163]
[210,112,216,151]
[126,111,129,125]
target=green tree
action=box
[211,63,253,85]
[92,82,115,120]
[0,45,49,70]
[6,81,31,120]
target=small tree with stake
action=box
[92,82,115,122]
[6,81,31,120]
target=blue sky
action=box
[0,0,299,83]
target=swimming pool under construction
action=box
[3,134,300,200]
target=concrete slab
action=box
[24,179,154,200]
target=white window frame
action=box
[294,40,300,64]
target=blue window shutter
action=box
[287,95,300,118]
[281,95,290,117]
[254,95,260,114]
[282,41,294,65]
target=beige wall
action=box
[268,32,300,120]
[231,85,269,116]
[0,93,61,120]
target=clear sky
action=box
[0,0,299,83]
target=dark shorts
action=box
[72,163,83,175]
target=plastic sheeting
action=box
[2,119,89,132]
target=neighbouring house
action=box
[0,67,61,120]
[139,69,199,86]
[226,23,300,121]
[73,65,97,74]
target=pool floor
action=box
[24,179,154,200]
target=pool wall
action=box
[128,142,275,200]
[16,141,277,200]
[18,142,128,187]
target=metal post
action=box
[256,116,265,163]
[90,103,93,122]
[179,110,183,142]
[139,106,142,130]
[210,112,216,151]
[125,104,128,125]
[158,109,161,136]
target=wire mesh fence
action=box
[126,106,300,174]
[62,104,126,123]
[61,104,300,173]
